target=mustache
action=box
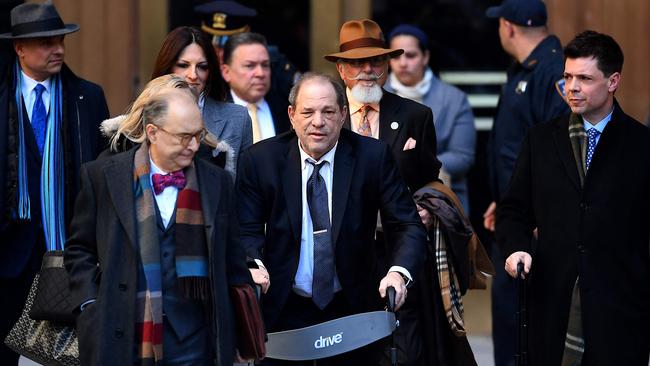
[349,71,385,81]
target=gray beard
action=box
[350,83,383,104]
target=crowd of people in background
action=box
[0,0,648,366]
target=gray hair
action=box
[288,72,347,110]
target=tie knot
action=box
[152,170,186,195]
[587,128,600,139]
[34,84,45,96]
[247,103,258,113]
[308,160,326,175]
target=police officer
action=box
[194,0,299,103]
[482,0,569,365]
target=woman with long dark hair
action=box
[152,26,252,178]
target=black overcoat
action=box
[64,147,252,366]
[496,104,650,365]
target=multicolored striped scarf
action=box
[133,143,209,364]
[562,113,587,365]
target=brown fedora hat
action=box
[324,19,403,62]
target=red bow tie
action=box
[152,171,186,195]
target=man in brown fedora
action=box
[0,2,109,363]
[325,19,442,366]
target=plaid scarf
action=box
[562,113,587,365]
[133,143,209,364]
[433,216,466,336]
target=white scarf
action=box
[388,68,433,103]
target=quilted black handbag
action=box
[29,250,77,324]
[4,273,80,366]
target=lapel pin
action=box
[390,121,399,130]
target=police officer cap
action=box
[486,0,547,27]
[194,1,257,36]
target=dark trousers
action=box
[490,245,517,366]
[261,291,383,366]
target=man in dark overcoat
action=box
[65,87,252,365]
[497,30,650,366]
[0,2,108,363]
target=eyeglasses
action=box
[342,56,388,69]
[155,125,207,146]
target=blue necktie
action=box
[585,128,600,170]
[307,161,335,309]
[31,84,47,156]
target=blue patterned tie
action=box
[31,84,47,155]
[585,128,600,170]
[307,161,335,309]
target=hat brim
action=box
[324,47,403,62]
[0,24,79,39]
[485,6,503,18]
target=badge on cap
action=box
[390,122,399,130]
[515,81,528,94]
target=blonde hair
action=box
[109,74,219,151]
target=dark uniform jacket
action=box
[496,104,650,366]
[488,35,569,201]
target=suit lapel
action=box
[553,118,582,191]
[379,91,401,148]
[584,108,624,186]
[282,138,303,248]
[331,134,354,248]
[202,99,227,138]
[197,158,219,243]
[103,149,137,248]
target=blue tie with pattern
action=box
[31,84,47,156]
[307,161,335,309]
[585,128,600,170]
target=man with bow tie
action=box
[64,86,252,365]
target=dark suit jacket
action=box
[496,104,650,366]
[64,147,251,366]
[345,90,441,193]
[225,89,291,138]
[236,129,427,329]
[0,61,109,277]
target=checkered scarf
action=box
[133,143,209,364]
[433,216,466,336]
[562,113,587,365]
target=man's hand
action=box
[416,204,433,229]
[504,251,532,279]
[249,265,270,294]
[483,201,497,232]
[379,271,407,310]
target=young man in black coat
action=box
[497,30,650,366]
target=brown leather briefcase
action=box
[230,284,266,360]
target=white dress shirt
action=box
[149,159,178,228]
[20,71,51,122]
[583,109,613,147]
[230,90,276,140]
[293,142,342,297]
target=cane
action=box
[387,286,398,366]
[515,262,528,366]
